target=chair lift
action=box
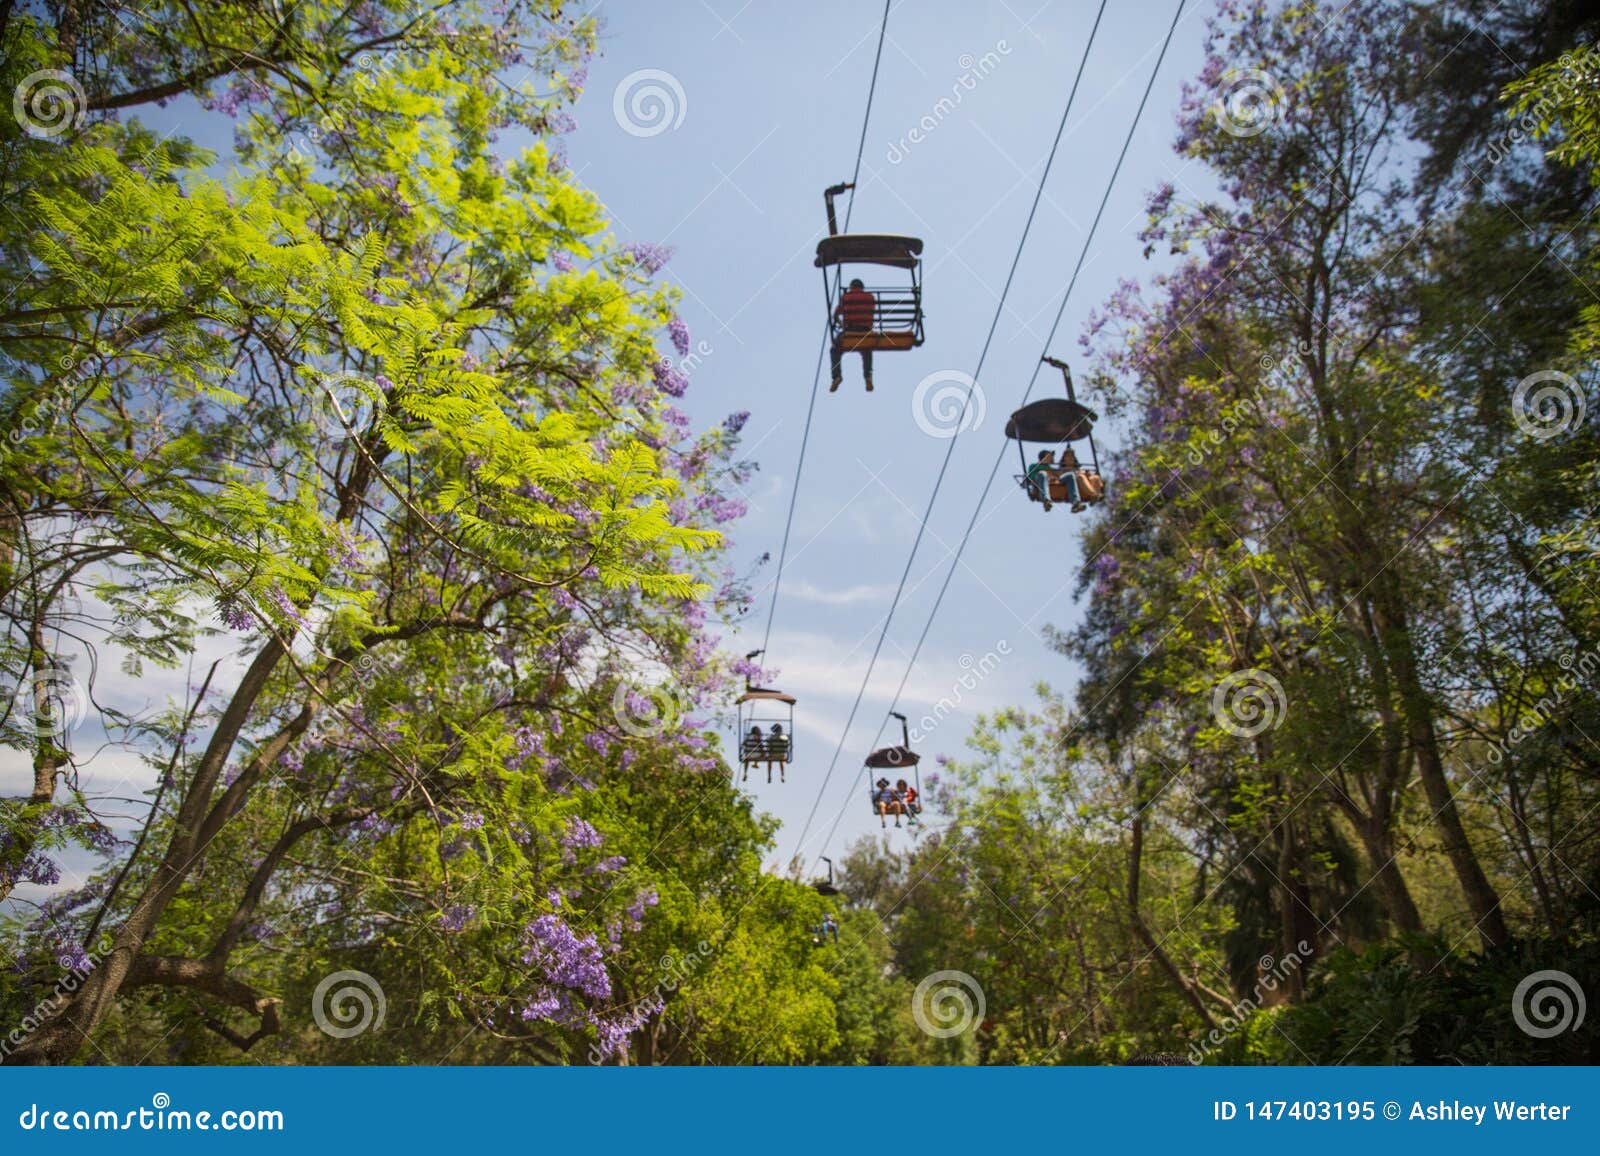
[734,649,796,785]
[812,856,841,898]
[1006,357,1106,513]
[864,711,924,828]
[815,182,925,364]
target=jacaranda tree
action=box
[0,0,784,1064]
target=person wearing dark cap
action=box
[830,278,876,392]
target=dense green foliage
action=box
[830,0,1600,1066]
[2,0,1596,1065]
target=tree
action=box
[1,0,759,1064]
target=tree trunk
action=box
[1128,812,1218,1031]
[1371,586,1509,948]
[5,636,288,1064]
[1356,819,1424,937]
[0,619,65,905]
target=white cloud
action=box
[783,579,895,607]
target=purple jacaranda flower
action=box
[625,887,659,925]
[667,316,691,357]
[218,599,254,632]
[653,359,689,397]
[622,242,674,274]
[522,915,611,1001]
[562,818,604,850]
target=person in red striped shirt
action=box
[830,278,876,393]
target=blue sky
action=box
[564,0,1214,869]
[1,0,1223,910]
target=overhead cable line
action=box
[811,0,1189,866]
[789,0,1114,863]
[759,0,893,658]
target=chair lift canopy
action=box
[814,234,923,270]
[1005,398,1099,444]
[864,745,920,770]
[736,689,797,706]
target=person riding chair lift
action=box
[898,777,921,822]
[873,777,904,828]
[831,278,876,393]
[740,726,765,778]
[765,724,789,783]
[811,912,839,946]
[1006,357,1105,515]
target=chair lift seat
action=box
[834,330,918,352]
[735,687,797,768]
